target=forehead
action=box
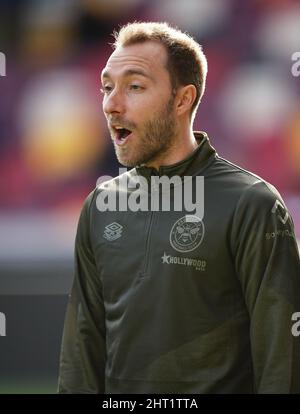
[102,41,169,80]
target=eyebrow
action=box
[101,68,154,82]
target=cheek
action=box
[128,92,166,125]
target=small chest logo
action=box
[170,215,205,253]
[103,222,123,241]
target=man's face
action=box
[101,41,177,167]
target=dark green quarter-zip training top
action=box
[58,132,300,394]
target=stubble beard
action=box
[113,96,177,168]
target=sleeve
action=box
[58,189,106,393]
[231,180,300,393]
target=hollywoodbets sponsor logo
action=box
[161,252,207,272]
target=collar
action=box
[135,131,216,179]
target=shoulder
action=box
[236,180,285,219]
[211,156,284,210]
[80,168,140,217]
[95,167,136,193]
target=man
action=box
[58,22,300,394]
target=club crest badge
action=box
[170,215,204,253]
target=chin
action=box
[115,151,140,168]
[116,156,135,168]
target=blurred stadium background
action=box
[0,0,299,394]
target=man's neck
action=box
[145,129,198,171]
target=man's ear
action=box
[175,84,197,116]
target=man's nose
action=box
[103,88,124,116]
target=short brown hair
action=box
[112,21,208,119]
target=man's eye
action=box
[100,85,113,94]
[129,84,143,91]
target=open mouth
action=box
[114,127,133,145]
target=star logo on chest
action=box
[161,252,170,264]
